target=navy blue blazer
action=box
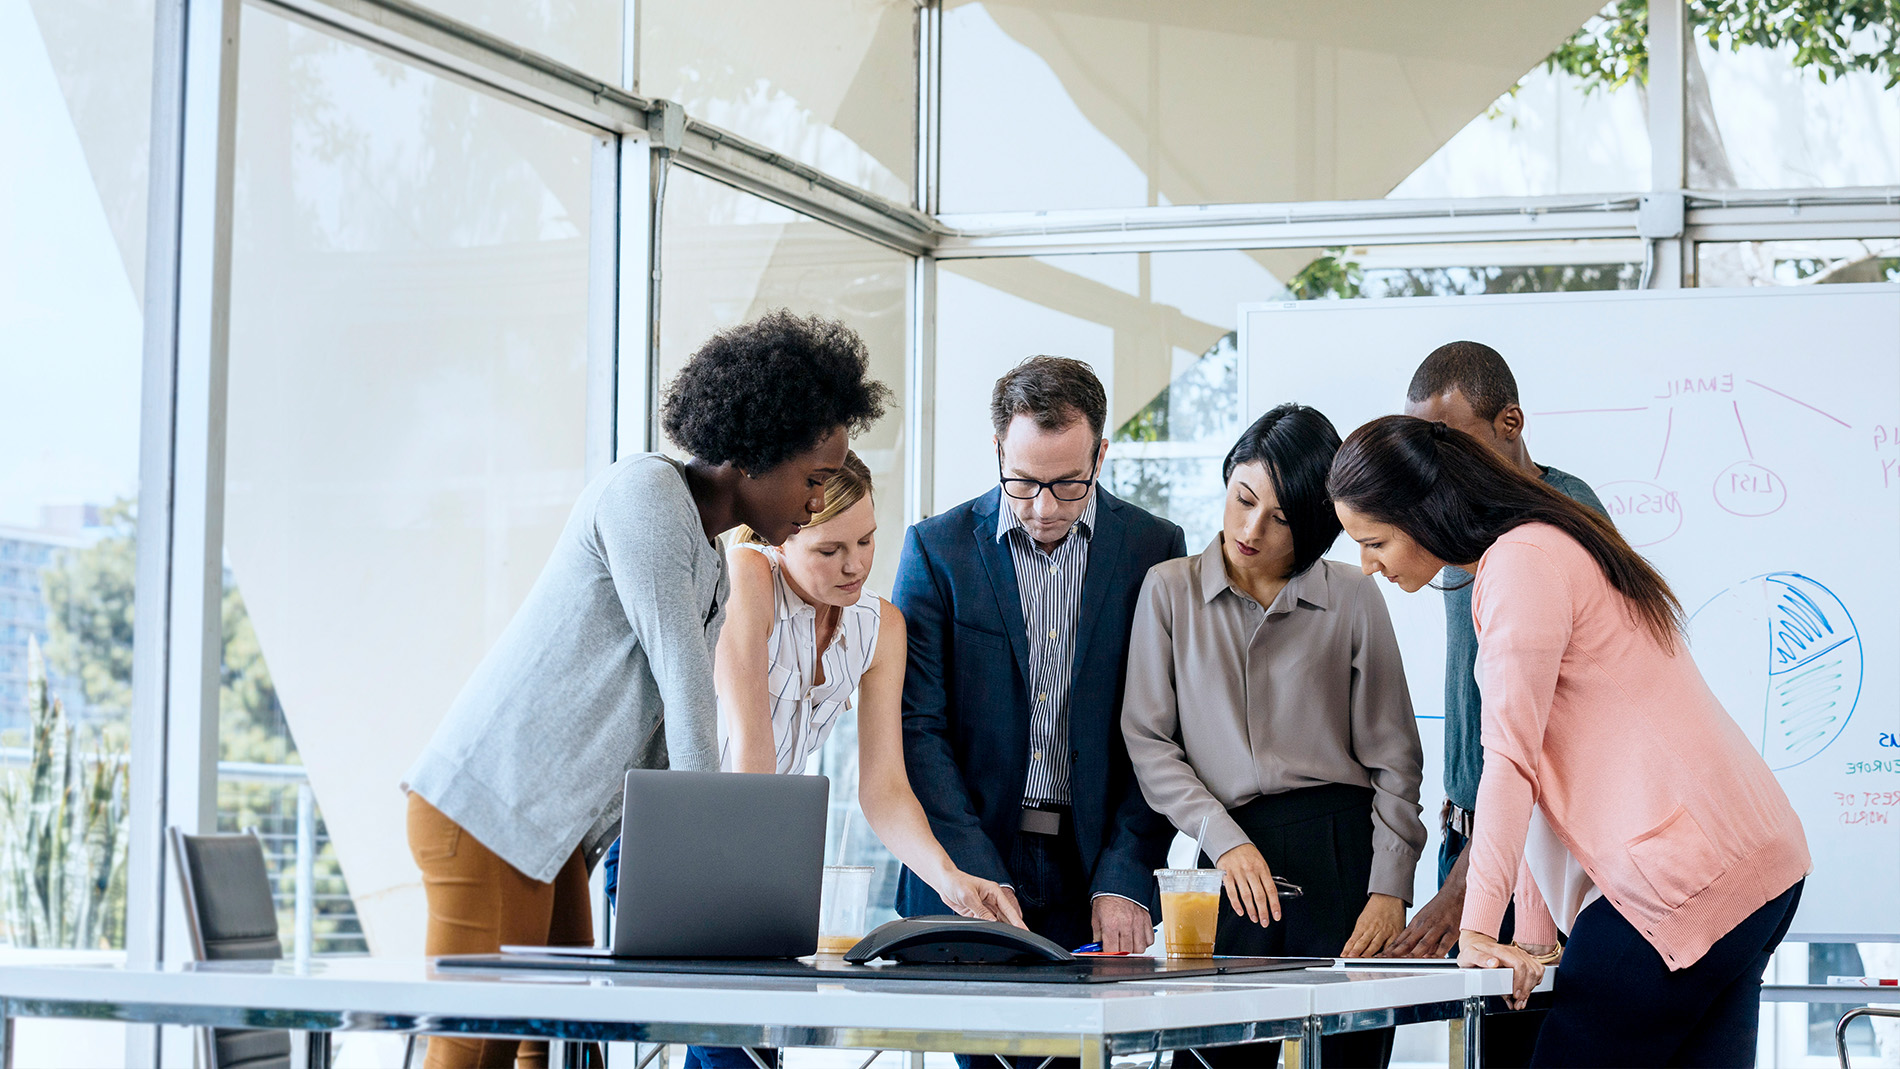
[892,487,1186,915]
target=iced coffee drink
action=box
[1155,868,1223,958]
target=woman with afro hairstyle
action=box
[403,310,890,1069]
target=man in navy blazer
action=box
[894,357,1185,960]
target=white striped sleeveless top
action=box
[718,543,882,774]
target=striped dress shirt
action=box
[996,494,1097,807]
[717,544,882,774]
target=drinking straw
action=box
[1192,815,1210,868]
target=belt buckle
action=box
[1019,807,1062,836]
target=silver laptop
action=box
[508,768,829,959]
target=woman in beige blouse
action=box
[1122,403,1426,1069]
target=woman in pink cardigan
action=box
[1327,415,1809,1068]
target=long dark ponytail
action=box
[1327,415,1684,647]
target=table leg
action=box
[907,1053,924,1069]
[1298,1014,1322,1069]
[2,1010,14,1069]
[304,1030,333,1069]
[1078,1037,1106,1069]
[1457,996,1484,1069]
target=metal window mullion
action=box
[933,202,1646,257]
[620,0,637,94]
[915,0,942,217]
[614,135,656,458]
[1647,0,1688,287]
[647,145,673,452]
[668,141,932,258]
[587,137,621,476]
[614,0,668,456]
[907,0,942,523]
[255,0,647,133]
[249,0,935,255]
[644,126,679,453]
[931,190,1899,258]
[126,0,243,1065]
[907,257,937,523]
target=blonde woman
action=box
[715,452,1022,925]
[603,454,1023,1069]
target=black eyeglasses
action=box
[997,447,1099,502]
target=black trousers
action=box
[956,822,1094,1069]
[1530,880,1803,1068]
[1441,827,1545,1067]
[1197,784,1393,1069]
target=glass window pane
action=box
[1344,241,1643,296]
[0,0,150,971]
[417,0,621,85]
[1390,64,1649,198]
[642,0,915,202]
[659,170,911,595]
[659,169,911,918]
[938,243,1641,544]
[937,250,1299,542]
[940,1,1613,212]
[1696,39,1900,190]
[938,244,1641,982]
[1696,239,1900,288]
[223,9,596,957]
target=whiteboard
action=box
[1240,285,1900,941]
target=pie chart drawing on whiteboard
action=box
[1689,573,1862,771]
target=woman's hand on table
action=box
[938,870,1027,928]
[1339,894,1405,958]
[1457,929,1545,1009]
[1215,843,1282,926]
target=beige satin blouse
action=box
[1120,536,1426,902]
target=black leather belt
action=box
[1442,800,1475,839]
[1019,805,1068,836]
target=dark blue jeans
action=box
[953,825,1094,1069]
[681,1047,775,1068]
[1531,880,1803,1067]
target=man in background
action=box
[1381,340,1608,1064]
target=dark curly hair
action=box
[660,310,893,472]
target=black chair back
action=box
[169,828,293,1069]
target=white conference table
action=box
[0,956,1529,1069]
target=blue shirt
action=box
[1440,465,1606,812]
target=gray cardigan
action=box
[404,453,728,882]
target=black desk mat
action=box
[436,953,1329,984]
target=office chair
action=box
[169,828,294,1069]
[1838,1006,1900,1069]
